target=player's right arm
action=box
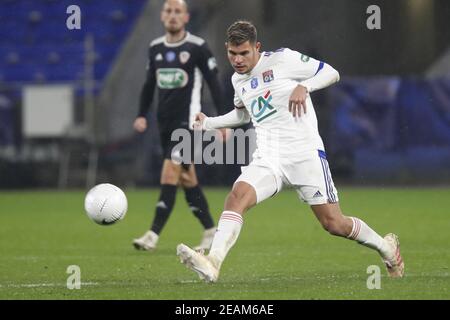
[193,88,250,130]
[134,46,157,133]
[194,107,251,130]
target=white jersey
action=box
[232,48,326,161]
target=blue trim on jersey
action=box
[318,150,327,159]
[314,61,324,76]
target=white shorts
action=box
[234,150,339,205]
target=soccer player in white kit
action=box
[177,20,404,282]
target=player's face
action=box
[226,41,261,74]
[161,0,189,34]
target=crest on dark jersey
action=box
[165,51,176,62]
[179,51,190,64]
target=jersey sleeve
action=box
[196,42,229,114]
[231,75,245,109]
[137,45,157,117]
[282,48,323,82]
[233,91,245,109]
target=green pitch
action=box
[0,187,449,300]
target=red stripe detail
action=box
[221,216,243,223]
[349,218,358,239]
[264,90,271,99]
[349,218,356,239]
[350,218,361,240]
[221,213,242,220]
[222,211,241,216]
[354,219,361,238]
[220,213,243,224]
[221,217,243,224]
[221,213,242,219]
[396,249,402,264]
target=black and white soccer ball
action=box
[84,183,128,225]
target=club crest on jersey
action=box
[179,51,190,64]
[262,70,274,83]
[165,51,176,62]
[251,90,277,123]
[251,77,259,89]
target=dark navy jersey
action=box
[138,32,225,130]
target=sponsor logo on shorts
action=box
[313,190,323,198]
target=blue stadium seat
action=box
[0,0,146,83]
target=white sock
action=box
[348,217,389,256]
[208,211,243,268]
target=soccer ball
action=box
[84,183,128,225]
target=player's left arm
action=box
[286,49,340,117]
[196,43,230,115]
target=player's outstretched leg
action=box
[177,243,220,282]
[177,182,256,282]
[311,203,404,278]
[177,210,243,282]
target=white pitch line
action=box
[0,282,99,288]
[179,280,199,284]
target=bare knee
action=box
[224,183,256,214]
[160,161,182,185]
[161,171,179,184]
[179,166,198,188]
[225,189,246,211]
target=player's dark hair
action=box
[226,20,257,46]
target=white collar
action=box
[164,32,189,47]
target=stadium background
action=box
[0,0,449,301]
[1,0,449,188]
